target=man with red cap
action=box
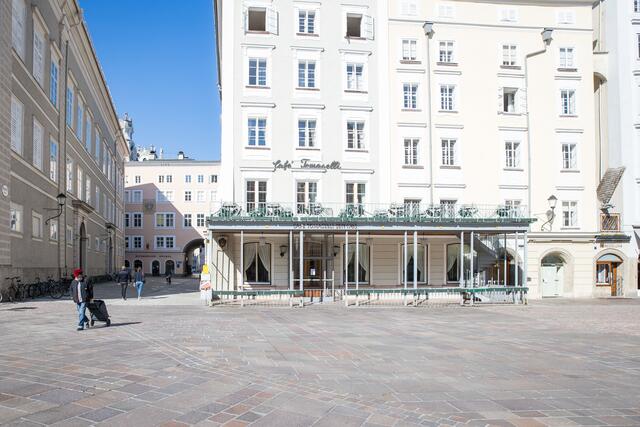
[70,269,92,331]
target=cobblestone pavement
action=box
[0,278,639,426]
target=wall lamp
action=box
[279,245,287,257]
[541,28,554,46]
[332,245,340,257]
[423,21,435,38]
[45,193,67,225]
[541,195,558,231]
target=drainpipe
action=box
[423,22,435,204]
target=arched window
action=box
[446,243,477,283]
[401,243,427,283]
[244,243,271,284]
[343,243,369,284]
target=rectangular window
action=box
[402,39,417,61]
[32,119,43,170]
[158,175,164,183]
[440,85,455,111]
[500,8,517,22]
[346,13,362,38]
[33,22,45,87]
[49,138,58,182]
[504,141,521,168]
[298,9,316,34]
[32,211,42,240]
[561,143,577,170]
[124,213,130,228]
[403,83,418,109]
[124,236,130,249]
[94,131,101,163]
[197,174,204,183]
[196,191,205,202]
[441,138,457,166]
[135,175,141,184]
[155,236,165,249]
[248,58,267,86]
[345,182,366,207]
[438,41,455,63]
[346,121,365,150]
[49,221,58,241]
[400,0,418,16]
[184,190,192,202]
[196,213,205,227]
[635,0,640,13]
[560,89,576,115]
[557,11,575,24]
[346,63,364,91]
[66,157,73,193]
[155,213,175,228]
[157,190,173,202]
[132,236,143,249]
[132,190,142,203]
[297,60,316,88]
[11,96,23,155]
[247,7,267,32]
[85,113,92,152]
[502,87,517,113]
[184,213,192,227]
[559,47,575,69]
[10,202,23,233]
[12,0,26,59]
[404,138,419,165]
[185,174,191,183]
[50,53,59,107]
[247,117,267,146]
[502,44,517,66]
[209,174,218,183]
[298,119,317,147]
[438,4,454,18]
[246,180,267,212]
[296,181,318,214]
[66,85,74,127]
[166,175,172,183]
[132,212,143,228]
[562,201,578,227]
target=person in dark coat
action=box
[116,265,131,300]
[70,269,93,331]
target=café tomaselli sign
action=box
[272,159,342,172]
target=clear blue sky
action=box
[80,0,220,161]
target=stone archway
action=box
[594,249,627,297]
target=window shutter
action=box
[33,120,43,169]
[362,15,374,40]
[497,87,503,112]
[266,7,279,34]
[12,0,26,59]
[242,7,248,31]
[11,97,23,154]
[517,88,527,114]
[33,29,45,85]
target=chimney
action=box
[178,151,185,160]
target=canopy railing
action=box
[208,202,530,224]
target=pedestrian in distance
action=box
[134,267,145,300]
[69,268,93,331]
[116,265,131,300]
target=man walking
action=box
[116,265,131,301]
[70,269,92,331]
[134,267,145,300]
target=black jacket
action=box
[70,278,93,304]
[116,269,131,284]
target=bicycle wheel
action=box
[49,283,63,299]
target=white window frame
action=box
[49,137,58,182]
[248,57,268,87]
[197,174,204,183]
[32,118,44,170]
[297,118,317,148]
[184,213,192,227]
[438,40,455,63]
[12,0,27,59]
[297,59,317,89]
[403,83,419,110]
[559,47,576,69]
[155,212,176,229]
[560,89,577,116]
[132,236,143,250]
[184,190,192,202]
[196,213,206,227]
[10,202,23,233]
[66,157,73,193]
[11,96,24,155]
[403,138,419,166]
[346,120,366,150]
[32,17,46,87]
[501,44,518,67]
[247,117,268,147]
[50,49,60,107]
[245,180,268,213]
[499,8,518,23]
[132,190,143,203]
[132,212,143,228]
[504,141,521,169]
[296,181,319,215]
[49,221,58,241]
[401,39,418,61]
[31,211,43,240]
[297,9,317,35]
[561,143,578,170]
[562,201,579,228]
[439,84,456,111]
[346,63,365,91]
[345,182,366,207]
[441,138,457,166]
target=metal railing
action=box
[209,286,528,308]
[208,202,530,224]
[600,213,621,233]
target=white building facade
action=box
[210,0,636,299]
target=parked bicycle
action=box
[1,276,23,303]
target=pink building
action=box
[124,152,220,276]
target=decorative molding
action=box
[497,72,525,79]
[397,68,426,74]
[555,75,582,81]
[340,169,375,174]
[339,105,374,112]
[290,46,325,52]
[556,186,585,191]
[499,185,528,190]
[398,183,431,188]
[434,183,466,189]
[434,69,462,76]
[397,122,428,128]
[434,123,464,130]
[240,102,276,108]
[498,126,527,132]
[241,43,276,50]
[338,49,372,56]
[555,128,584,134]
[291,103,325,110]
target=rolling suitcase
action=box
[87,299,111,326]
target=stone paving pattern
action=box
[0,277,639,426]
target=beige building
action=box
[124,153,220,276]
[209,0,635,299]
[1,0,128,283]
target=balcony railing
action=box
[600,213,621,233]
[207,202,530,224]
